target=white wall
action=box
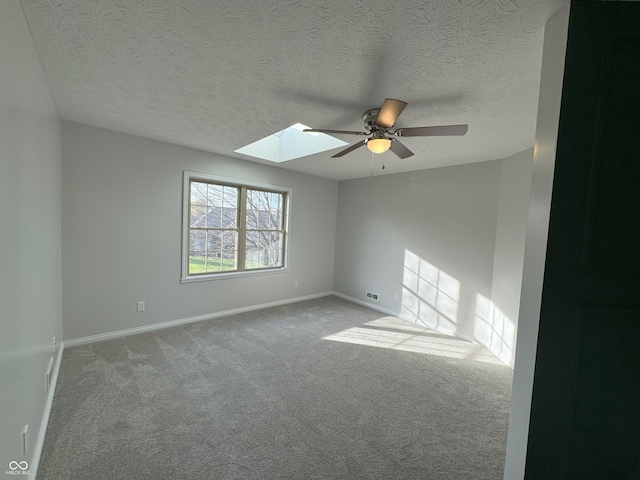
[0,0,62,474]
[503,4,570,479]
[487,149,534,366]
[61,122,338,341]
[333,161,504,343]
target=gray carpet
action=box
[38,296,513,479]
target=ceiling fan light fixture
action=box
[367,137,392,154]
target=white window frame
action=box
[181,171,291,283]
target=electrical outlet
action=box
[137,301,145,312]
[394,292,399,301]
[366,291,379,301]
[295,280,299,288]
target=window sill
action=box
[180,267,289,284]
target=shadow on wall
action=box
[400,250,516,366]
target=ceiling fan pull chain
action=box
[370,151,375,176]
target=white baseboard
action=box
[332,291,401,317]
[64,292,333,348]
[29,342,64,480]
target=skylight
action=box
[234,123,348,163]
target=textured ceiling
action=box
[21,0,567,180]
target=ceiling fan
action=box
[303,98,468,159]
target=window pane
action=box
[245,249,264,269]
[269,231,283,266]
[206,230,222,252]
[220,250,237,271]
[188,251,206,274]
[245,231,261,269]
[190,230,206,251]
[256,210,268,229]
[191,182,208,206]
[199,230,238,272]
[245,230,259,250]
[268,192,277,214]
[222,207,237,228]
[222,230,237,251]
[271,194,283,229]
[190,205,207,228]
[206,207,221,228]
[246,190,258,228]
[223,187,237,209]
[268,210,279,230]
[207,184,224,207]
[205,252,236,272]
[206,252,222,272]
[246,189,283,231]
[246,208,258,229]
[245,231,282,269]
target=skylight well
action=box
[235,123,347,163]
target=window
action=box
[182,171,290,282]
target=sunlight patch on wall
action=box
[323,316,504,365]
[474,294,516,366]
[400,250,460,335]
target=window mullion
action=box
[237,186,247,271]
[279,194,287,267]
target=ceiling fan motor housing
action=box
[368,130,388,141]
[362,108,381,129]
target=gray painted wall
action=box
[503,5,570,479]
[489,149,533,365]
[333,152,533,365]
[61,122,338,340]
[0,0,62,471]
[334,160,504,342]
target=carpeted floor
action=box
[38,296,513,479]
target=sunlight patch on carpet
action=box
[324,318,504,365]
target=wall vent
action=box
[366,291,379,301]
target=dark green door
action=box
[526,1,640,479]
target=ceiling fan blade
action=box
[395,124,468,137]
[389,139,414,159]
[331,140,366,158]
[303,128,367,135]
[376,98,407,129]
